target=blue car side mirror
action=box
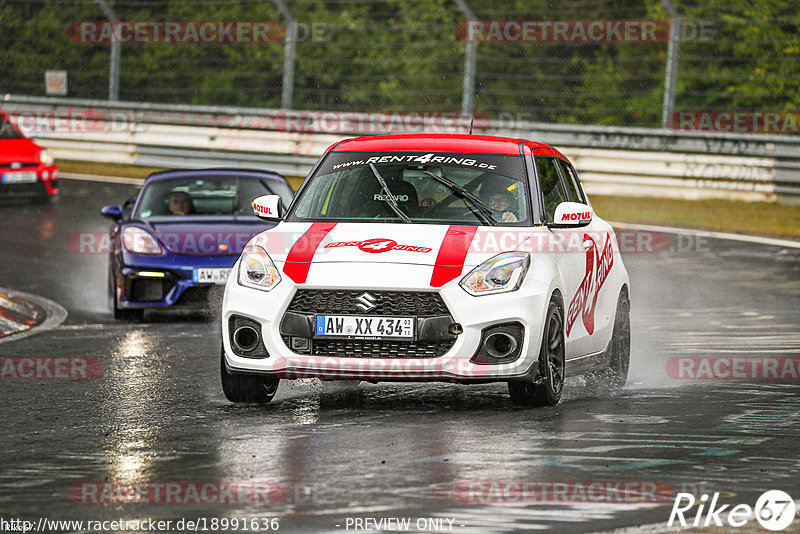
[100,204,123,221]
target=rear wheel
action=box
[220,348,280,404]
[606,292,630,388]
[110,269,143,321]
[508,300,565,407]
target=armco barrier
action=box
[3,95,799,202]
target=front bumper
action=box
[222,265,550,383]
[0,165,59,198]
[115,254,238,310]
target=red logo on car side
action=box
[561,211,590,221]
[566,234,614,336]
[253,203,273,215]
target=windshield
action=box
[291,152,530,225]
[134,175,293,219]
[0,113,24,139]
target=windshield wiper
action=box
[368,163,412,224]
[421,170,497,226]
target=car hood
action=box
[249,221,540,287]
[135,217,275,255]
[0,138,42,164]
[256,222,476,265]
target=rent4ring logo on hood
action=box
[332,153,497,170]
[319,152,525,177]
[325,238,432,254]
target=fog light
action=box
[137,271,165,278]
[470,322,525,365]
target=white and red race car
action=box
[220,134,630,406]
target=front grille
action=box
[129,278,171,302]
[287,337,456,358]
[0,163,37,169]
[288,290,449,316]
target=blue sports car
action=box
[101,168,294,320]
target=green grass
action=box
[592,195,800,240]
[58,160,165,180]
[57,160,800,241]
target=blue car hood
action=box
[137,217,274,255]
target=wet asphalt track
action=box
[0,178,799,533]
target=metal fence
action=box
[5,95,799,202]
[2,0,799,130]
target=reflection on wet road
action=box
[0,179,798,533]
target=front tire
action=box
[508,300,565,407]
[220,349,280,404]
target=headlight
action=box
[121,227,163,255]
[238,245,281,291]
[39,149,54,166]
[460,252,530,296]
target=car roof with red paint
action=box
[328,133,568,159]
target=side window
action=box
[555,159,585,204]
[535,156,567,222]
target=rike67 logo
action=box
[669,490,796,531]
[566,233,613,336]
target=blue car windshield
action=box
[134,175,293,218]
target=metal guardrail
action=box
[3,95,800,201]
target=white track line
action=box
[608,221,800,249]
[60,172,144,185]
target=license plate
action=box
[193,268,231,284]
[315,315,415,339]
[1,171,37,184]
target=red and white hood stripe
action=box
[248,222,490,287]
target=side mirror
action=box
[252,195,283,221]
[549,202,593,228]
[100,204,123,222]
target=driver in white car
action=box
[481,181,519,223]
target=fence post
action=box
[660,0,681,128]
[272,0,296,110]
[95,0,120,101]
[454,0,477,114]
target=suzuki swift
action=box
[220,134,630,407]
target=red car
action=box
[0,110,59,201]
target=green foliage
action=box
[1,0,797,128]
